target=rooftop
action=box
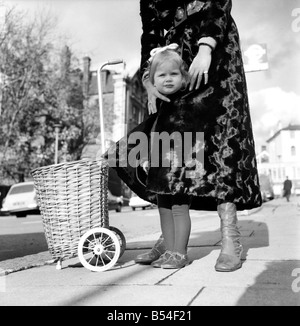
[266,124,300,143]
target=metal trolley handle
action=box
[97,59,124,155]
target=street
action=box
[0,205,218,264]
[0,214,48,261]
[0,206,162,262]
[1,197,299,306]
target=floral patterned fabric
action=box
[106,0,262,211]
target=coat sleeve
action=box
[139,0,165,76]
[198,0,232,45]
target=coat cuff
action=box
[197,36,217,50]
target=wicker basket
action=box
[31,159,109,262]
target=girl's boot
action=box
[135,234,165,264]
[215,202,243,272]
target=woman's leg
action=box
[215,201,243,272]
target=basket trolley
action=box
[31,159,126,272]
[31,59,126,272]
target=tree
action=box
[0,4,96,183]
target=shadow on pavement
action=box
[56,219,270,305]
[236,260,300,306]
[134,219,270,265]
[0,233,48,261]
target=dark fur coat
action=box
[105,0,262,211]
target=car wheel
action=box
[16,213,26,218]
[142,207,146,210]
[132,207,136,211]
[115,203,122,213]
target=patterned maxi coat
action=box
[105,0,262,211]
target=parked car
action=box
[0,185,11,214]
[108,190,123,213]
[0,181,39,218]
[259,174,275,202]
[129,194,153,210]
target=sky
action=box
[4,0,300,151]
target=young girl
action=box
[140,45,192,269]
[141,44,189,172]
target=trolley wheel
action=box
[78,227,121,272]
[108,226,126,258]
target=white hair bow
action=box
[149,43,179,62]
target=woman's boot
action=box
[215,202,243,272]
[135,234,166,264]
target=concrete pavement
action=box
[0,197,300,306]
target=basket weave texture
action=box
[31,159,109,261]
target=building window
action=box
[261,153,269,163]
[291,146,296,156]
[290,130,295,139]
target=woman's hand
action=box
[143,79,170,114]
[188,45,212,91]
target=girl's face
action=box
[153,61,184,95]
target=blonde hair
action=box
[148,49,189,90]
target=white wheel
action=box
[78,227,121,272]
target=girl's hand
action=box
[188,45,212,91]
[142,160,150,174]
[143,79,170,114]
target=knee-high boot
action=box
[135,234,166,264]
[215,202,243,272]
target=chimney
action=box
[82,56,91,97]
[60,45,71,80]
